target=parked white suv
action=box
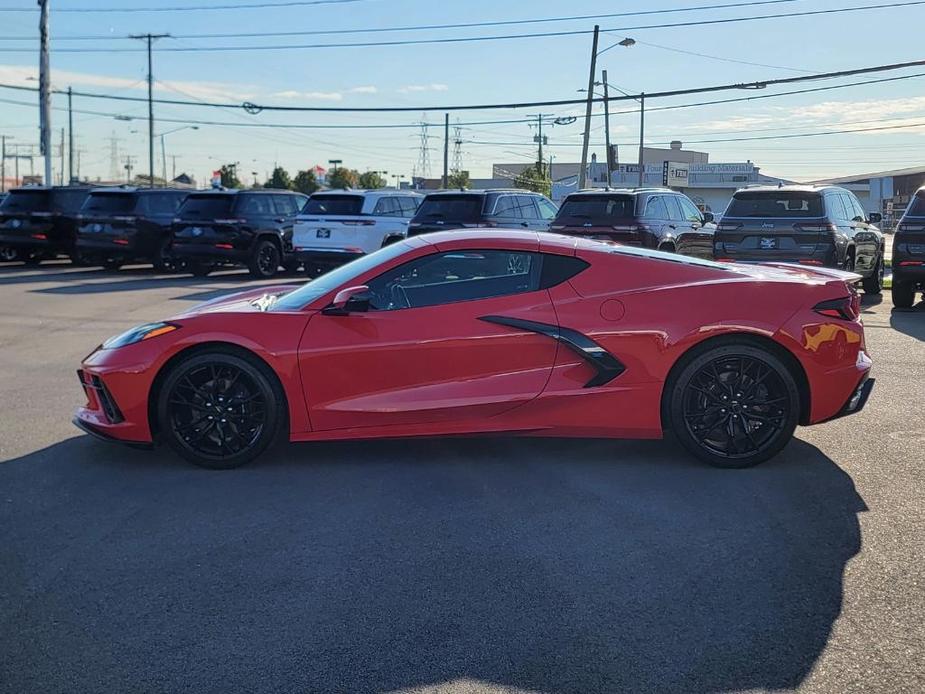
[292,189,423,272]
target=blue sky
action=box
[1,0,924,184]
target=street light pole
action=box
[578,25,600,190]
[638,93,646,187]
[67,86,74,183]
[0,135,8,193]
[602,70,612,187]
[38,0,52,187]
[442,112,449,189]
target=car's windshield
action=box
[271,240,413,311]
[50,188,89,213]
[906,192,925,217]
[557,195,636,222]
[414,195,483,222]
[80,192,136,215]
[0,189,50,212]
[726,192,824,218]
[303,195,364,215]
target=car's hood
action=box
[176,284,303,317]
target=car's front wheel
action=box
[157,350,285,469]
[667,342,800,468]
[0,246,19,262]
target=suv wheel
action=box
[843,252,855,273]
[0,246,19,262]
[892,279,916,309]
[152,237,176,273]
[101,257,123,271]
[667,342,800,468]
[248,238,281,279]
[189,261,212,278]
[862,254,884,294]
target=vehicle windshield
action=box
[303,194,364,216]
[50,188,89,213]
[178,194,235,219]
[271,241,412,311]
[906,193,925,217]
[726,191,824,218]
[0,189,50,212]
[80,192,136,215]
[557,195,636,222]
[414,195,484,222]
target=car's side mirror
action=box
[702,212,714,224]
[322,285,370,315]
[868,212,882,224]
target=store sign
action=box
[662,161,689,187]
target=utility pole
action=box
[442,113,449,188]
[1,135,7,193]
[602,70,612,187]
[638,93,646,187]
[67,86,74,184]
[578,25,600,190]
[59,127,65,185]
[38,0,52,187]
[171,155,179,180]
[124,154,137,183]
[130,33,169,188]
[161,134,167,184]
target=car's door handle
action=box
[274,217,286,223]
[520,221,530,227]
[668,224,677,229]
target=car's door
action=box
[516,195,545,231]
[536,197,559,231]
[299,248,559,431]
[826,193,852,266]
[641,195,672,247]
[489,194,524,229]
[845,192,880,274]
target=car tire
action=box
[157,350,286,469]
[248,238,281,279]
[152,237,176,273]
[0,246,19,262]
[667,342,800,469]
[862,254,884,294]
[892,279,916,309]
[101,257,123,271]
[189,261,212,277]
[69,251,92,266]
[23,252,42,266]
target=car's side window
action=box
[848,194,867,223]
[827,194,849,222]
[492,195,519,218]
[517,196,540,219]
[678,196,703,223]
[365,250,542,311]
[372,197,397,216]
[537,198,558,220]
[643,196,669,220]
[665,196,685,222]
[272,196,294,217]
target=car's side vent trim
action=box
[478,315,625,388]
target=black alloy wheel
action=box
[668,343,799,468]
[248,238,281,279]
[158,351,283,469]
[862,254,884,294]
[152,237,177,273]
[843,253,856,273]
[0,246,19,262]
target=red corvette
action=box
[74,230,873,469]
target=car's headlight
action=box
[103,322,180,349]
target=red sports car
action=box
[74,230,873,469]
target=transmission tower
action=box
[415,115,431,180]
[108,132,123,181]
[451,119,464,174]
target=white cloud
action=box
[270,90,343,101]
[349,85,378,94]
[397,83,449,94]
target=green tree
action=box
[357,171,386,189]
[219,164,241,189]
[327,167,358,190]
[447,170,470,189]
[513,163,551,198]
[266,166,292,190]
[292,169,319,195]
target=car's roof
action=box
[734,184,845,195]
[566,187,675,197]
[312,189,422,198]
[9,184,93,193]
[186,188,302,196]
[422,188,541,196]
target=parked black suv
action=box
[75,187,189,271]
[170,189,308,278]
[549,188,716,259]
[892,186,925,308]
[0,185,92,264]
[407,189,558,236]
[714,185,885,293]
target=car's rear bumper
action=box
[172,242,249,263]
[0,233,53,250]
[293,248,364,264]
[891,261,925,283]
[76,235,143,254]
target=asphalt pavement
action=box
[0,261,923,694]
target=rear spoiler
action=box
[756,262,862,284]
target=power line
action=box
[0,0,369,12]
[631,38,815,73]
[1,1,922,52]
[0,1,804,38]
[4,56,925,113]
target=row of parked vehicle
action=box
[1,182,923,306]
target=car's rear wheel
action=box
[0,246,19,262]
[189,261,212,277]
[892,279,916,308]
[667,343,800,468]
[101,257,123,271]
[23,252,42,266]
[152,237,176,273]
[157,350,285,469]
[862,254,884,294]
[248,238,280,279]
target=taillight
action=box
[30,233,47,240]
[214,243,234,249]
[716,222,741,231]
[550,224,565,230]
[798,259,823,266]
[112,239,129,245]
[899,260,924,266]
[897,223,925,233]
[795,223,838,233]
[813,296,859,321]
[612,224,639,232]
[716,258,736,262]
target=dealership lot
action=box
[1,262,923,693]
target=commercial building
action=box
[809,166,925,228]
